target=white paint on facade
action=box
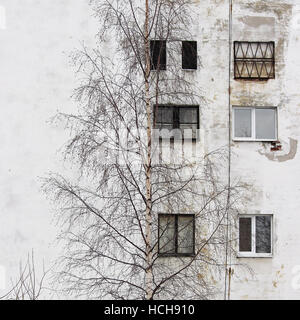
[0,0,97,297]
[1,0,300,299]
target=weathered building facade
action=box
[199,0,300,299]
[1,0,300,299]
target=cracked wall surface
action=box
[230,0,300,299]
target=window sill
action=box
[154,137,200,143]
[150,69,167,72]
[237,253,273,258]
[233,138,277,142]
[182,68,197,71]
[234,77,274,81]
[158,253,195,258]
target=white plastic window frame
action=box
[237,214,273,258]
[232,106,278,142]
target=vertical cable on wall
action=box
[224,0,233,301]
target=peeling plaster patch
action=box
[238,16,275,29]
[214,19,228,32]
[236,16,275,38]
[273,268,285,288]
[258,138,298,162]
[238,2,293,76]
[242,2,293,21]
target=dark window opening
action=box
[182,41,197,70]
[154,105,199,140]
[239,218,252,252]
[234,41,275,80]
[158,214,195,256]
[150,40,166,70]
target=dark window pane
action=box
[239,218,252,252]
[179,107,198,139]
[179,107,198,124]
[177,216,194,254]
[179,124,198,139]
[234,109,252,138]
[154,106,199,140]
[255,108,276,140]
[182,41,197,69]
[157,106,173,125]
[150,40,166,70]
[159,215,176,254]
[256,216,271,253]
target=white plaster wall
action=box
[190,0,300,300]
[1,0,300,300]
[0,0,97,298]
[229,0,300,300]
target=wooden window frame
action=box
[158,214,195,257]
[153,105,200,142]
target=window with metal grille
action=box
[150,40,166,70]
[238,215,272,257]
[234,41,275,80]
[182,41,197,70]
[154,105,199,140]
[158,214,195,256]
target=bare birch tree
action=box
[0,251,48,300]
[44,0,245,299]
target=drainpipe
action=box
[224,0,233,301]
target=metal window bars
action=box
[234,41,275,80]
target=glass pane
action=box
[255,108,276,140]
[256,216,271,253]
[157,107,173,125]
[179,124,197,139]
[157,124,173,130]
[234,109,252,138]
[150,40,166,70]
[182,41,197,69]
[159,215,176,254]
[177,216,194,254]
[179,108,198,124]
[239,218,252,252]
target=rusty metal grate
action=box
[234,41,275,80]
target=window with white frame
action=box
[238,215,273,257]
[233,107,277,141]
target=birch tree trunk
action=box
[144,0,154,300]
[44,0,247,300]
